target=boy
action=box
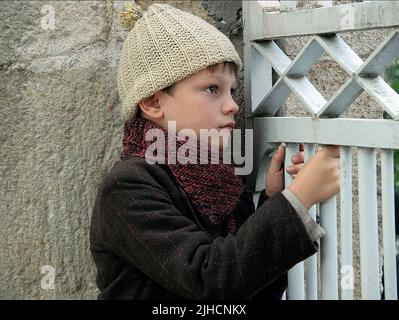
[89,2,340,299]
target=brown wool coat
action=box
[89,155,318,300]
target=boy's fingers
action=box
[286,163,303,174]
[321,145,340,158]
[291,151,304,164]
[268,145,285,173]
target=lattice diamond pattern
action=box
[251,30,399,119]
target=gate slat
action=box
[358,147,380,299]
[286,143,305,300]
[381,149,398,300]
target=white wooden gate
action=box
[242,0,399,300]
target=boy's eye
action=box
[206,85,236,95]
[206,85,218,94]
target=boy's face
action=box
[141,63,239,151]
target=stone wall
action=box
[0,0,244,299]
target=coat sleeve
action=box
[229,187,256,227]
[230,188,268,227]
[99,171,318,300]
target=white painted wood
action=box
[284,76,326,114]
[253,117,399,149]
[318,79,363,118]
[257,1,280,12]
[286,38,324,76]
[242,0,271,142]
[356,76,399,120]
[304,143,318,300]
[244,0,399,301]
[279,0,297,12]
[316,35,364,75]
[340,146,354,300]
[251,37,326,116]
[250,32,399,119]
[251,41,291,75]
[243,1,265,42]
[252,78,291,117]
[255,1,399,41]
[286,143,305,300]
[358,30,399,76]
[320,194,339,299]
[358,148,380,300]
[316,1,333,8]
[381,149,398,300]
[249,45,273,113]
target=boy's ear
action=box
[138,92,164,120]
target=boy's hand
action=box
[265,143,304,198]
[285,144,305,179]
[287,145,340,210]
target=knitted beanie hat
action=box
[117,2,243,122]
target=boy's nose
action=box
[222,97,239,115]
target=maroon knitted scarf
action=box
[120,113,244,235]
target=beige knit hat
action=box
[117,1,243,122]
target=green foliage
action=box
[387,63,399,92]
[395,151,399,189]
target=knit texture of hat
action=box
[117,2,243,122]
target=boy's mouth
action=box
[219,122,235,130]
